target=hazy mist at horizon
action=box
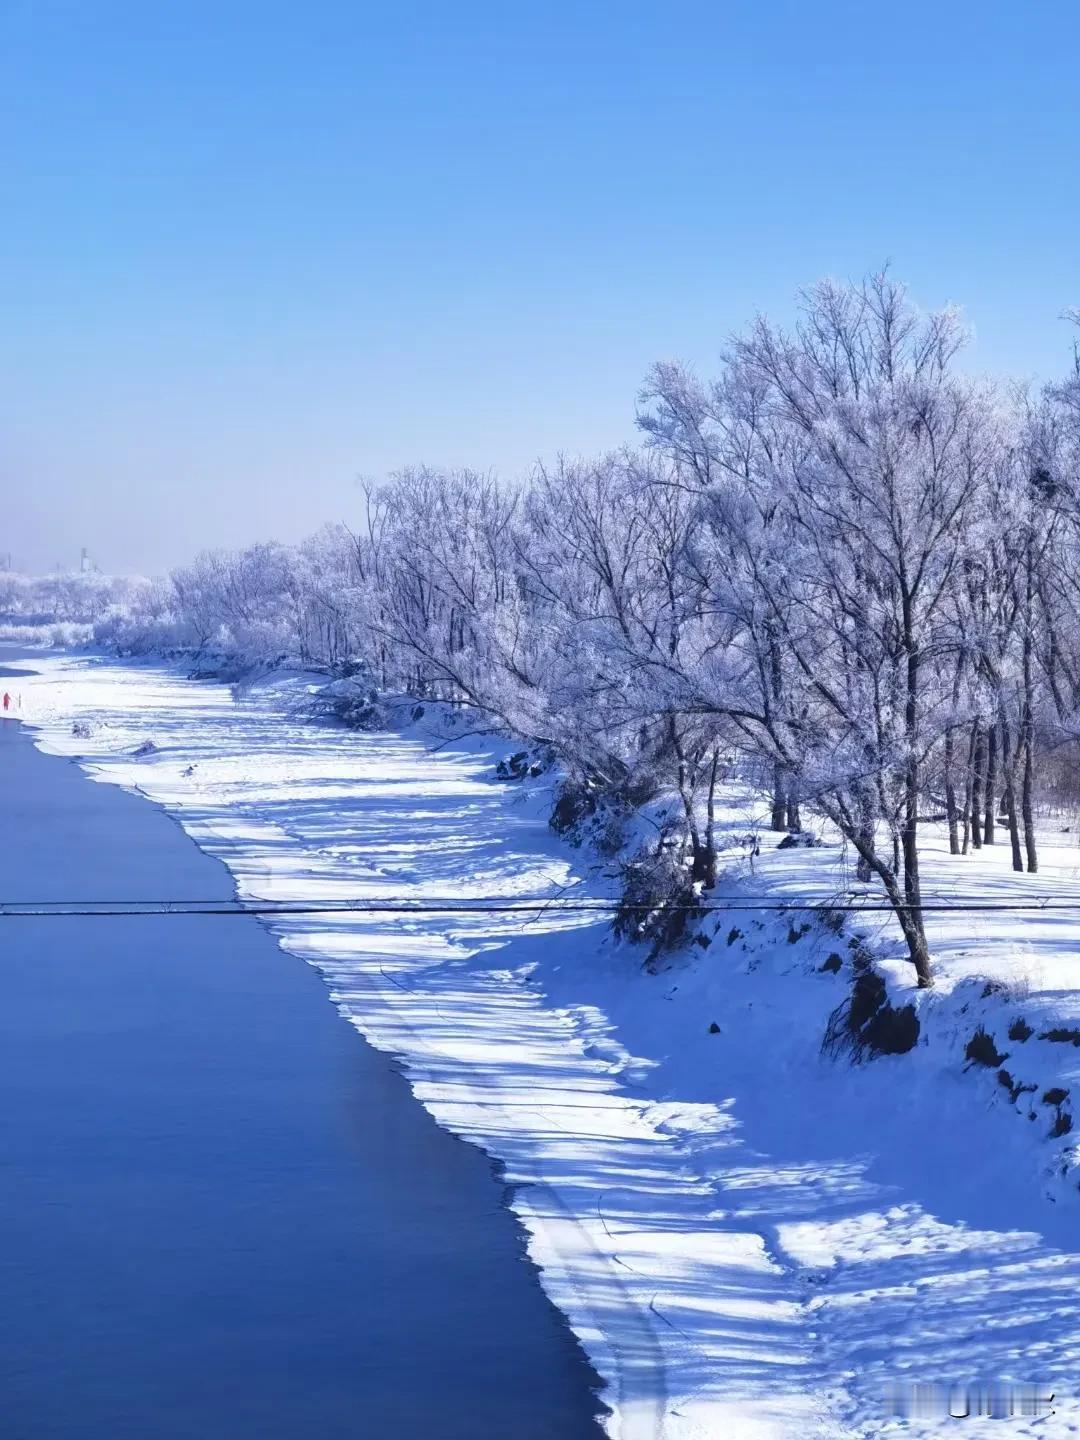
[4,1,1080,577]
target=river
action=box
[0,689,605,1439]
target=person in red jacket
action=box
[2,693,9,712]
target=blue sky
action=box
[2,0,1079,573]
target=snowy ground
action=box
[9,651,1080,1439]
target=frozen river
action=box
[0,694,604,1438]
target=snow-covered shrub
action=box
[550,777,599,837]
[307,674,386,730]
[612,839,701,961]
[92,579,195,654]
[0,622,52,645]
[49,622,93,647]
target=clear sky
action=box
[2,0,1079,574]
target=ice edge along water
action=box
[14,652,1080,1440]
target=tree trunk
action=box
[897,903,933,988]
[785,791,801,832]
[1022,736,1038,873]
[970,723,984,851]
[856,785,874,882]
[960,724,975,854]
[983,723,997,844]
[900,611,928,983]
[944,724,960,855]
[1021,603,1038,873]
[901,770,928,982]
[999,716,1024,873]
[877,846,932,988]
[826,803,933,988]
[770,762,787,831]
[673,724,706,882]
[703,748,721,889]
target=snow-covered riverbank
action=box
[13,651,1080,1439]
[1,671,605,1440]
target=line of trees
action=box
[0,569,147,626]
[103,274,1080,986]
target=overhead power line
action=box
[2,895,1080,918]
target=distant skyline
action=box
[3,0,1080,575]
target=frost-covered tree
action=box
[638,275,999,985]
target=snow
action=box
[10,650,1080,1438]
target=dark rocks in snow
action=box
[822,967,920,1061]
[777,831,820,850]
[495,749,553,782]
[708,1021,721,1034]
[1051,1109,1073,1138]
[820,953,843,974]
[1042,1087,1069,1107]
[496,751,531,780]
[849,972,887,1030]
[965,1028,1007,1068]
[1040,1027,1080,1047]
[726,927,743,947]
[1008,1016,1034,1042]
[998,1069,1036,1104]
[981,979,1011,999]
[786,922,811,944]
[862,1002,920,1056]
[132,739,158,757]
